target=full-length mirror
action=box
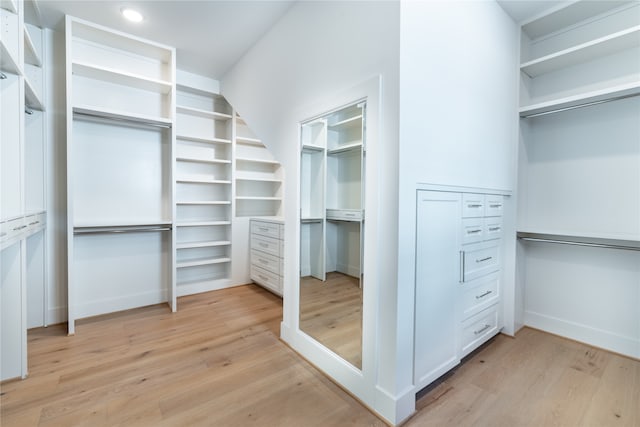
[299,101,365,369]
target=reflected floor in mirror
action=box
[299,272,363,369]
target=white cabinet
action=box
[66,16,176,334]
[414,188,505,391]
[250,218,283,296]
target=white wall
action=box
[221,0,401,423]
[397,0,519,413]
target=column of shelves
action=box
[234,113,283,217]
[175,85,232,296]
[66,16,176,334]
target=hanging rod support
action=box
[518,236,640,252]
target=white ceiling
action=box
[37,0,296,79]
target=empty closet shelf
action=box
[176,201,231,205]
[175,221,231,227]
[176,257,231,268]
[176,240,231,249]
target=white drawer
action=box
[483,218,502,241]
[461,272,500,320]
[251,234,281,257]
[461,304,499,357]
[251,249,280,275]
[251,264,282,295]
[484,195,504,217]
[463,242,499,282]
[461,218,484,245]
[251,220,281,240]
[326,209,362,221]
[24,213,44,232]
[1,216,26,242]
[462,194,485,218]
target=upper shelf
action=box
[328,114,362,131]
[0,35,21,75]
[519,80,640,117]
[73,105,172,128]
[521,1,634,40]
[236,136,262,145]
[328,142,363,155]
[177,105,232,121]
[73,61,173,94]
[24,27,42,67]
[521,25,640,77]
[25,77,44,111]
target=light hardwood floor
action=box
[1,284,639,426]
[300,272,362,369]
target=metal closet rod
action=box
[518,237,640,252]
[0,72,7,79]
[521,92,640,118]
[74,226,172,235]
[73,111,172,129]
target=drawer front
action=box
[2,216,26,242]
[251,235,281,257]
[462,194,485,218]
[461,272,500,320]
[463,243,499,282]
[326,209,362,221]
[24,214,43,232]
[461,218,484,245]
[485,195,504,217]
[251,249,280,275]
[461,304,499,357]
[251,220,281,240]
[251,264,282,295]
[483,218,503,241]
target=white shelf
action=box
[176,240,231,249]
[522,1,635,40]
[24,77,44,111]
[176,134,231,145]
[176,201,231,205]
[519,80,640,117]
[235,177,282,183]
[236,136,263,145]
[73,105,172,128]
[235,196,281,201]
[521,25,640,77]
[301,217,323,223]
[328,114,362,130]
[0,41,21,75]
[0,0,18,14]
[236,157,279,165]
[176,221,231,227]
[176,178,231,185]
[302,144,325,152]
[23,28,42,67]
[177,105,232,121]
[176,257,231,269]
[73,61,172,94]
[176,156,231,165]
[73,220,171,230]
[327,142,363,155]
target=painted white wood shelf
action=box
[177,105,232,121]
[0,41,21,75]
[236,136,262,145]
[24,77,44,111]
[0,0,18,14]
[519,80,640,117]
[176,200,231,205]
[72,61,172,94]
[176,178,231,185]
[301,144,325,152]
[176,257,231,269]
[235,196,281,201]
[176,134,230,145]
[73,105,172,127]
[522,1,635,40]
[327,142,363,154]
[23,28,41,66]
[176,156,231,165]
[521,25,640,77]
[176,240,231,249]
[175,221,231,227]
[235,177,282,183]
[73,220,172,229]
[328,114,362,130]
[235,157,279,165]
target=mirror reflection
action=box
[299,101,365,369]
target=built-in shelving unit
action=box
[516,0,640,359]
[234,113,283,217]
[174,81,233,297]
[66,16,176,335]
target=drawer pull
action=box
[259,227,269,232]
[476,256,492,263]
[467,229,482,234]
[13,225,28,231]
[459,251,465,283]
[476,290,493,299]
[467,204,482,208]
[474,324,491,335]
[29,221,40,225]
[488,227,500,232]
[259,242,268,248]
[258,275,269,281]
[489,204,502,208]
[259,259,268,264]
[345,213,356,217]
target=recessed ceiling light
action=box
[121,8,143,23]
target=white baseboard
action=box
[75,289,168,319]
[524,310,640,358]
[176,278,233,297]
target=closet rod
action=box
[73,111,172,129]
[521,92,640,118]
[518,237,640,252]
[74,227,172,235]
[0,72,7,79]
